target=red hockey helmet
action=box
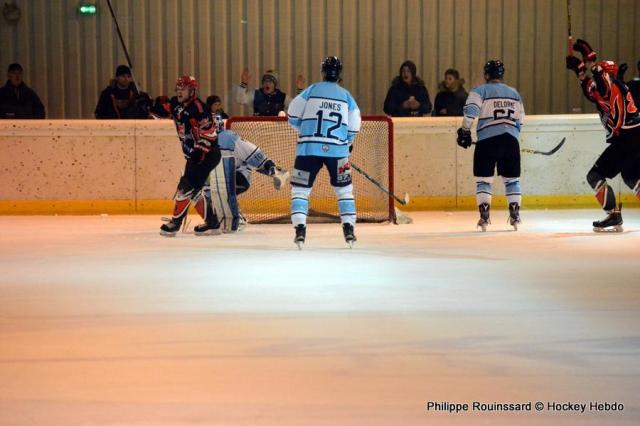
[175,75,198,91]
[597,61,619,78]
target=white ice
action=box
[1,210,639,425]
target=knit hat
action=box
[115,65,131,77]
[262,70,279,86]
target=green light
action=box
[78,5,97,14]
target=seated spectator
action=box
[206,95,229,119]
[235,69,305,116]
[95,65,149,119]
[626,60,640,108]
[433,68,468,116]
[0,63,46,119]
[383,60,432,117]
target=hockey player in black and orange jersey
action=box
[160,76,222,237]
[566,39,640,232]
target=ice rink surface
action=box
[1,210,639,425]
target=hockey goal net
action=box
[226,116,394,224]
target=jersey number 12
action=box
[314,110,342,139]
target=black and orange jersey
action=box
[580,65,640,141]
[170,97,218,159]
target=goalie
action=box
[194,115,290,234]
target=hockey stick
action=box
[105,0,140,94]
[520,137,566,155]
[471,137,566,156]
[350,162,409,205]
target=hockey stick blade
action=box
[350,162,408,205]
[520,137,566,155]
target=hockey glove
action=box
[572,39,597,62]
[456,128,472,149]
[566,55,586,76]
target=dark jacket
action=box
[95,80,149,119]
[0,81,45,119]
[253,89,286,116]
[627,78,640,109]
[383,64,432,117]
[433,80,468,116]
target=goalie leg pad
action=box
[334,184,356,225]
[291,185,312,226]
[210,155,240,232]
[502,177,522,207]
[475,176,493,206]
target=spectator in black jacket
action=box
[0,63,45,119]
[433,68,468,116]
[626,60,640,108]
[95,65,149,119]
[383,60,432,117]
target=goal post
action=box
[225,115,395,224]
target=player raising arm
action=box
[566,39,640,232]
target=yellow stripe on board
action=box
[1,195,638,215]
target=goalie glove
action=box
[271,166,290,191]
[456,127,472,149]
[566,55,586,77]
[572,39,597,62]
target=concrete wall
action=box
[0,115,635,214]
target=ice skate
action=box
[593,209,623,233]
[508,202,521,231]
[160,218,182,237]
[477,203,491,232]
[194,220,222,236]
[294,224,306,250]
[342,223,357,248]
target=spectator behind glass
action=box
[206,95,229,119]
[236,69,306,116]
[433,68,468,116]
[626,60,640,108]
[383,60,432,117]
[0,63,45,119]
[95,65,150,119]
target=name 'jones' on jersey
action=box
[288,82,361,157]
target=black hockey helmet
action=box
[321,56,342,82]
[484,60,505,80]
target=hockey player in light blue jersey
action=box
[457,60,525,231]
[287,56,362,248]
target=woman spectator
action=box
[383,60,432,117]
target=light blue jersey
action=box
[287,82,361,157]
[462,82,525,141]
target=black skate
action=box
[508,202,521,231]
[294,224,306,250]
[343,223,357,248]
[194,220,221,236]
[477,203,491,232]
[593,209,623,233]
[160,218,182,237]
